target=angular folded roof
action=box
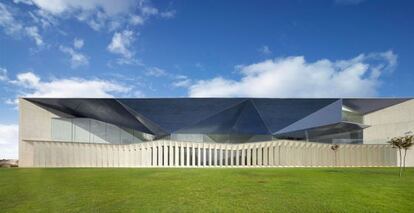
[25,98,409,137]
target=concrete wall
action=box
[19,99,68,167]
[363,99,414,166]
[363,99,414,144]
[24,140,396,168]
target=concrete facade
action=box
[363,99,414,166]
[24,140,397,168]
[19,99,65,167]
[19,98,414,168]
[363,99,414,143]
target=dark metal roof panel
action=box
[26,98,152,134]
[252,98,339,133]
[117,98,247,133]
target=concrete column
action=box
[224,145,228,166]
[101,144,106,168]
[208,145,212,166]
[263,144,268,166]
[44,142,51,167]
[93,144,98,168]
[241,146,246,166]
[156,143,161,166]
[163,141,168,166]
[196,144,202,166]
[186,143,190,167]
[230,148,234,166]
[258,145,263,166]
[168,141,172,166]
[236,146,240,166]
[120,145,124,168]
[269,143,274,166]
[174,142,179,166]
[252,146,257,166]
[213,145,219,166]
[142,144,147,166]
[203,144,207,167]
[151,143,156,166]
[192,143,196,167]
[141,143,146,166]
[107,145,112,167]
[247,145,251,166]
[114,145,121,168]
[218,145,222,167]
[135,144,140,167]
[180,143,184,166]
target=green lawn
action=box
[0,168,413,212]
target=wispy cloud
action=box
[0,3,44,46]
[0,67,8,81]
[13,0,176,32]
[25,26,43,46]
[173,75,192,88]
[73,38,84,49]
[107,30,137,64]
[146,67,167,77]
[58,38,89,68]
[258,45,272,55]
[59,46,89,68]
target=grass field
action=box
[1,168,413,212]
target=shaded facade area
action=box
[25,98,410,144]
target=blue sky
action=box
[0,0,413,158]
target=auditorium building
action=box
[19,98,414,167]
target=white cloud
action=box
[258,45,272,55]
[17,72,131,98]
[26,0,136,16]
[73,38,84,49]
[143,67,193,88]
[0,67,8,81]
[25,26,43,46]
[0,124,18,159]
[59,46,89,68]
[13,0,175,32]
[0,2,23,35]
[107,30,135,62]
[5,72,135,106]
[141,6,159,16]
[13,0,33,5]
[130,15,144,25]
[160,10,176,19]
[146,67,167,77]
[2,0,175,50]
[19,0,137,32]
[14,72,40,87]
[29,9,57,28]
[188,51,397,98]
[0,3,43,46]
[173,75,192,88]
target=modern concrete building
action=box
[19,98,414,167]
